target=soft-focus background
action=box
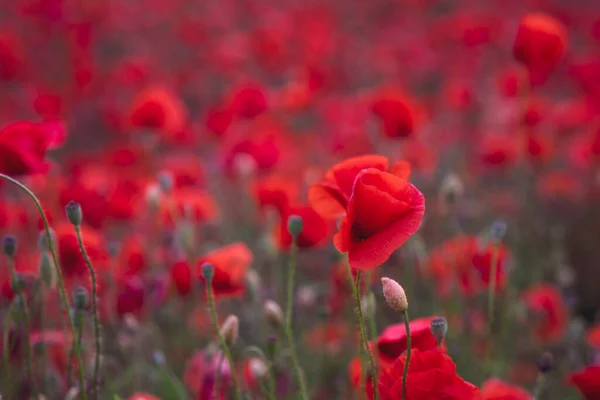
[2,0,600,399]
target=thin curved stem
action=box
[3,301,14,398]
[402,310,412,400]
[7,256,38,400]
[0,174,86,398]
[74,225,102,399]
[205,281,241,400]
[345,260,377,400]
[284,240,309,400]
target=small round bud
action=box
[65,201,83,227]
[264,300,284,329]
[12,272,26,294]
[73,286,88,310]
[2,235,17,258]
[537,352,554,373]
[439,173,464,207]
[381,277,408,312]
[490,220,507,242]
[39,252,55,287]
[248,357,268,379]
[157,170,174,194]
[220,315,239,345]
[152,351,166,366]
[430,317,448,345]
[202,263,215,282]
[287,215,304,238]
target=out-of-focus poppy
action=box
[481,378,531,400]
[521,284,567,343]
[196,243,253,299]
[568,366,600,400]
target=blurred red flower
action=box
[334,168,425,270]
[197,243,253,298]
[481,378,531,400]
[370,87,419,139]
[568,366,600,400]
[127,86,187,135]
[521,284,567,343]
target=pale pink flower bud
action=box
[381,277,408,312]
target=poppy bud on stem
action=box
[202,263,242,400]
[283,215,309,400]
[381,277,411,400]
[0,174,85,399]
[67,202,102,400]
[534,352,553,400]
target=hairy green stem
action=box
[74,225,102,399]
[345,260,378,400]
[402,310,412,400]
[205,281,241,400]
[0,174,86,398]
[284,239,309,400]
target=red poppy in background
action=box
[513,13,567,86]
[56,222,108,279]
[377,317,440,366]
[229,82,268,119]
[277,204,330,249]
[309,155,411,219]
[522,284,567,343]
[206,104,233,137]
[0,32,26,81]
[334,169,425,270]
[370,87,419,139]
[127,86,187,135]
[160,188,219,226]
[481,378,530,400]
[197,243,253,298]
[568,366,600,400]
[0,120,66,176]
[171,260,193,297]
[371,348,480,400]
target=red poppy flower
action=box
[116,276,145,318]
[0,33,25,81]
[0,121,66,177]
[521,284,567,343]
[171,260,193,297]
[334,169,425,270]
[481,378,530,400]
[56,222,108,279]
[206,105,233,137]
[513,13,567,85]
[568,366,600,400]
[277,204,330,250]
[370,87,419,139]
[586,324,600,349]
[377,317,440,366]
[127,86,186,135]
[196,243,253,298]
[252,174,299,217]
[229,82,268,119]
[372,348,480,400]
[309,155,411,219]
[159,189,219,226]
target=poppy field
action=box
[3,0,600,399]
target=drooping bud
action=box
[73,286,88,310]
[39,252,55,288]
[361,292,377,318]
[381,277,408,312]
[430,317,448,346]
[264,300,284,329]
[537,352,554,373]
[2,235,17,258]
[220,315,239,345]
[202,263,215,282]
[65,201,83,227]
[287,215,304,238]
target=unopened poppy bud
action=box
[439,173,464,207]
[202,263,215,282]
[248,357,268,379]
[264,300,284,329]
[157,170,174,194]
[430,317,448,345]
[65,201,83,226]
[220,315,239,345]
[537,352,554,373]
[38,229,56,252]
[73,286,88,310]
[381,277,408,312]
[287,215,304,238]
[490,220,507,242]
[2,235,17,258]
[361,292,377,317]
[39,252,55,287]
[12,272,26,294]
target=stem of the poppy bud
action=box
[284,239,309,400]
[205,280,241,400]
[74,226,102,399]
[3,301,14,398]
[68,309,85,394]
[533,373,545,400]
[486,241,500,373]
[402,310,412,400]
[0,174,85,397]
[345,259,378,400]
[7,257,38,400]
